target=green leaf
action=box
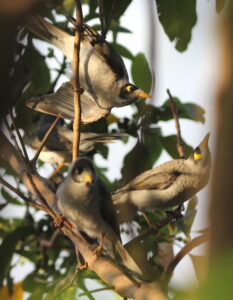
[0,226,35,286]
[160,98,205,123]
[132,53,152,93]
[159,135,193,159]
[176,196,198,238]
[155,0,197,51]
[111,43,134,60]
[103,0,132,21]
[216,0,227,12]
[1,188,23,206]
[121,129,162,182]
[190,254,207,281]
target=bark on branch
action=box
[0,129,167,300]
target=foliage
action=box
[0,0,216,299]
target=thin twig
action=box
[79,287,112,297]
[31,116,60,164]
[4,117,23,158]
[38,228,60,248]
[0,176,47,211]
[98,0,106,36]
[103,0,116,38]
[167,89,185,158]
[161,233,208,288]
[72,0,83,161]
[9,109,30,162]
[125,209,182,249]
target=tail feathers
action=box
[81,133,128,143]
[25,15,74,60]
[114,239,142,275]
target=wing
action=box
[120,171,180,192]
[25,81,110,123]
[97,178,121,240]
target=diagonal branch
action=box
[167,89,185,158]
[72,0,83,161]
[0,129,167,300]
[161,233,209,289]
[98,0,106,36]
[9,109,30,163]
[0,176,47,212]
[103,0,116,39]
[31,116,60,164]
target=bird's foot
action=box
[140,211,160,231]
[92,233,105,257]
[77,261,88,270]
[53,213,73,230]
[165,205,184,221]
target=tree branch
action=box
[0,129,167,299]
[167,89,185,158]
[72,0,83,161]
[161,233,208,289]
[31,116,60,164]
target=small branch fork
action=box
[167,89,185,159]
[72,0,83,161]
[0,128,167,299]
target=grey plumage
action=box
[56,157,142,274]
[31,115,128,165]
[24,16,150,123]
[113,134,211,223]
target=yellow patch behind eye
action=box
[194,152,202,160]
[125,85,133,93]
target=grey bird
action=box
[31,114,128,165]
[113,134,211,223]
[24,15,151,123]
[56,157,142,274]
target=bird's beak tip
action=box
[201,133,210,147]
[84,174,93,183]
[136,90,152,99]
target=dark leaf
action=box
[159,135,193,159]
[111,43,134,60]
[102,0,132,21]
[131,53,152,93]
[155,0,197,51]
[176,196,198,237]
[1,188,23,206]
[121,129,162,182]
[160,98,205,123]
[0,226,35,286]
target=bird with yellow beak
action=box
[24,15,151,123]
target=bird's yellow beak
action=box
[135,90,152,99]
[200,133,210,148]
[84,174,93,183]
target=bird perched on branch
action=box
[113,134,211,223]
[56,157,142,275]
[31,115,128,165]
[24,15,150,123]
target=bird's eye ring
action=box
[125,85,133,93]
[194,151,202,161]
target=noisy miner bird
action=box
[31,114,128,165]
[24,15,150,123]
[113,134,211,223]
[56,157,142,274]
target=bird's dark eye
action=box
[124,84,137,93]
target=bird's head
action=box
[119,83,151,105]
[70,157,96,184]
[189,133,211,168]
